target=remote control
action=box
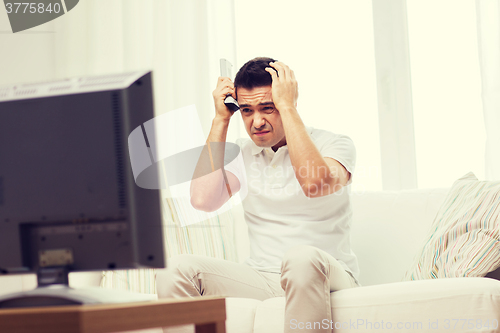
[220,59,240,112]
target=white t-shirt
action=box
[225,126,359,280]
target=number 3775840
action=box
[5,2,62,14]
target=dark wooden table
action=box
[0,297,226,333]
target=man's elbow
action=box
[190,195,221,212]
[302,178,342,198]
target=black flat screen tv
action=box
[0,71,165,306]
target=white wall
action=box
[0,12,56,85]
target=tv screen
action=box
[0,71,165,280]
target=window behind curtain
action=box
[407,0,486,188]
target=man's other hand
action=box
[265,61,299,112]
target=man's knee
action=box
[281,245,324,272]
[156,254,199,299]
[281,245,326,284]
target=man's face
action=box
[237,86,286,151]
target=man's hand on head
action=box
[265,62,299,113]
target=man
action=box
[157,57,359,333]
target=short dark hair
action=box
[234,57,277,92]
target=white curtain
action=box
[372,0,417,190]
[52,0,239,140]
[48,0,241,291]
[476,0,500,181]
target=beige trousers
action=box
[156,245,359,333]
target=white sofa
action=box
[2,188,500,333]
[159,187,500,333]
[218,188,500,333]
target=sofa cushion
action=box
[102,199,238,294]
[350,188,449,285]
[226,298,262,333]
[404,172,500,280]
[251,278,500,333]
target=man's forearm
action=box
[190,116,231,211]
[207,115,230,142]
[278,106,339,195]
